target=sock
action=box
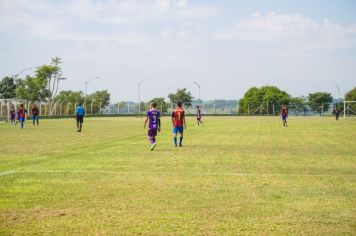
[21,122,23,128]
[174,137,177,146]
[180,137,183,145]
[149,137,154,144]
[79,123,82,131]
[77,122,79,129]
[153,137,156,143]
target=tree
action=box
[117,101,127,113]
[344,87,356,112]
[138,102,147,113]
[308,92,333,115]
[238,86,290,114]
[87,90,110,106]
[290,96,308,116]
[345,87,356,101]
[148,97,169,113]
[168,88,193,106]
[56,90,84,104]
[36,57,66,114]
[0,76,17,98]
[87,90,111,114]
[55,90,84,114]
[16,75,49,102]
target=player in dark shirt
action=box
[17,104,28,129]
[32,104,39,126]
[144,102,161,151]
[196,105,203,126]
[334,107,340,120]
[10,106,16,125]
[171,101,186,147]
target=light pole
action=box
[335,84,341,100]
[193,81,201,105]
[85,76,99,109]
[13,67,33,79]
[13,67,33,99]
[138,79,148,114]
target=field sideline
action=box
[0,117,355,235]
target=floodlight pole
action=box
[85,76,99,110]
[138,79,148,114]
[13,67,33,79]
[335,84,341,100]
[13,67,32,99]
[193,81,201,105]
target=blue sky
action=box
[0,0,355,102]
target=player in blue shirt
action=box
[144,102,161,151]
[76,103,85,132]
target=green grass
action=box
[0,116,355,235]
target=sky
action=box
[0,0,355,102]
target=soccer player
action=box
[196,105,203,126]
[280,105,288,127]
[76,103,85,132]
[334,106,340,121]
[32,104,39,126]
[143,102,161,151]
[10,106,16,125]
[17,104,27,129]
[171,101,186,147]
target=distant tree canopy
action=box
[0,76,17,99]
[55,90,110,113]
[238,86,291,114]
[289,96,308,115]
[87,90,111,106]
[345,87,356,101]
[168,88,193,107]
[16,75,49,102]
[344,87,356,111]
[36,57,64,104]
[56,90,84,104]
[147,97,169,113]
[308,92,333,115]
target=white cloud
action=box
[0,0,219,46]
[214,11,356,50]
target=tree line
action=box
[0,58,110,114]
[238,85,356,115]
[1,58,355,115]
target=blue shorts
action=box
[19,117,25,123]
[173,126,184,134]
[282,115,287,120]
[33,115,39,120]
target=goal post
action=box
[343,101,356,118]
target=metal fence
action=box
[1,99,355,122]
[102,100,238,115]
[0,99,105,121]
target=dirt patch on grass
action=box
[1,208,80,224]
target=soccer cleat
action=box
[179,143,182,147]
[150,143,156,151]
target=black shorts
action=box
[77,116,84,123]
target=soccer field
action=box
[0,117,355,235]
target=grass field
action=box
[0,116,355,235]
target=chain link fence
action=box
[1,99,355,122]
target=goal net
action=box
[343,101,356,118]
